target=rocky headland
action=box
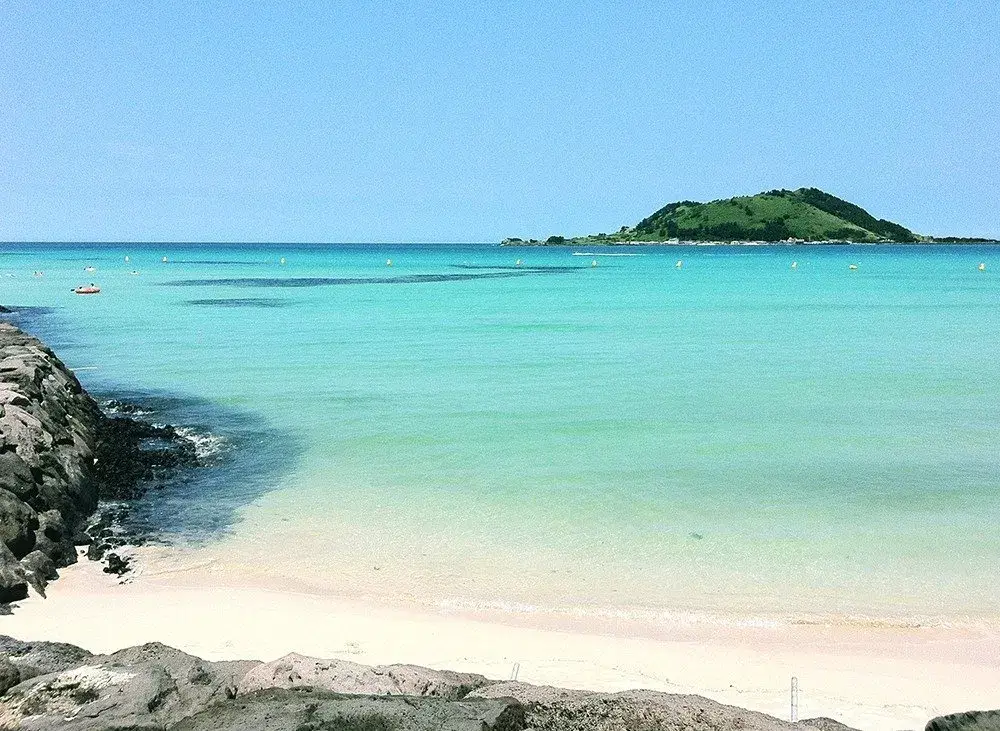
[0,321,197,603]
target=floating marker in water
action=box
[591,260,598,267]
[280,257,286,265]
[676,260,683,268]
[849,264,858,270]
[979,262,986,271]
[791,261,798,269]
[124,255,130,263]
[386,258,393,267]
[515,259,522,267]
[162,256,168,263]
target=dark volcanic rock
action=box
[19,550,57,597]
[0,488,37,557]
[101,552,130,575]
[0,450,35,502]
[0,323,102,585]
[93,417,198,501]
[926,710,1000,731]
[0,322,208,599]
[0,543,28,603]
[32,509,76,567]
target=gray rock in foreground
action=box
[0,634,873,731]
[173,689,525,731]
[238,652,491,698]
[926,710,1000,731]
[471,681,850,731]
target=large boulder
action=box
[469,682,858,731]
[237,653,491,699]
[0,449,36,502]
[0,642,259,730]
[19,550,58,597]
[926,710,1000,731]
[0,636,93,680]
[169,688,526,731]
[0,656,19,696]
[0,542,28,603]
[0,488,37,557]
[31,510,76,568]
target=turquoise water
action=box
[2,243,999,624]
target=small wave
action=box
[102,399,154,417]
[572,252,645,257]
[173,426,227,461]
[431,596,996,630]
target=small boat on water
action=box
[73,285,101,295]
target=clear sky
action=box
[1,1,997,242]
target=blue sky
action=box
[1,1,997,242]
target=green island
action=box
[501,187,996,245]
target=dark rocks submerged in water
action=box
[0,323,205,601]
[0,635,874,731]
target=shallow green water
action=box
[3,243,998,624]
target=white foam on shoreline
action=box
[432,596,995,632]
[173,425,227,460]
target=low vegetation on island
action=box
[501,188,997,245]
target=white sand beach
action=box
[3,546,998,731]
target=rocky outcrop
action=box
[0,635,869,731]
[470,681,848,731]
[0,323,102,600]
[175,689,526,731]
[0,322,207,602]
[238,653,491,698]
[926,711,1000,731]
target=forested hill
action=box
[501,188,995,245]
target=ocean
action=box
[2,242,998,627]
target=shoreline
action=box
[3,545,999,731]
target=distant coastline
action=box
[501,187,998,246]
[500,238,1000,246]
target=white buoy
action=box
[386,258,393,267]
[162,256,168,263]
[280,257,286,265]
[591,259,598,267]
[124,255,130,263]
[791,261,798,269]
[979,262,986,271]
[675,260,683,269]
[849,264,858,270]
[515,259,522,267]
